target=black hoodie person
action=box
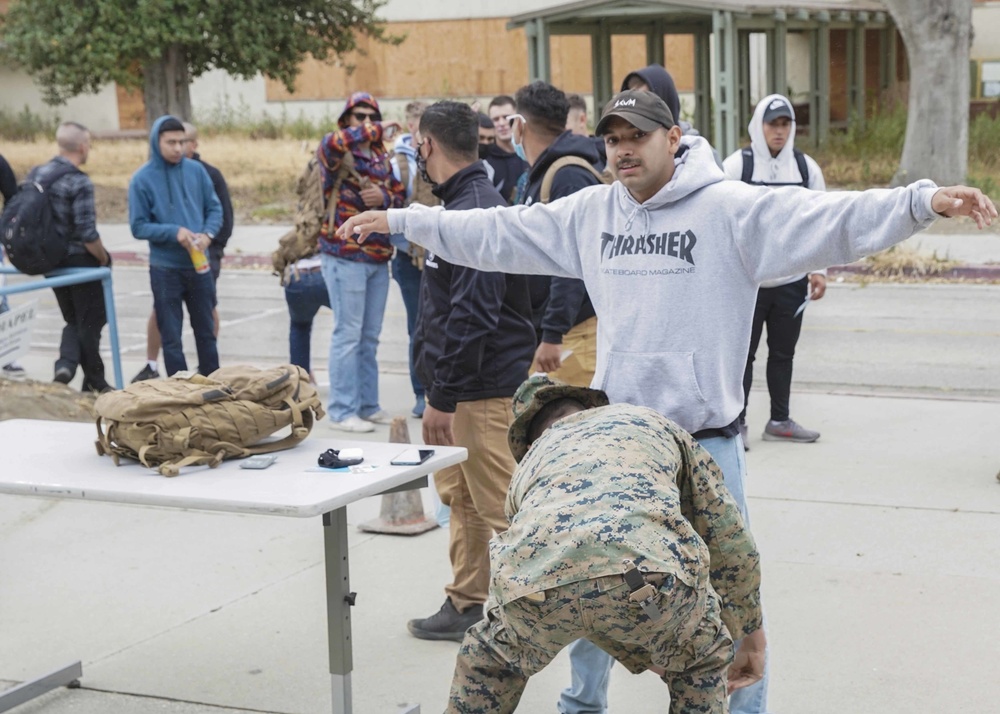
[622,63,722,167]
[513,81,604,387]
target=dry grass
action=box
[860,244,960,278]
[3,137,312,222]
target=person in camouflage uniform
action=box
[447,375,764,714]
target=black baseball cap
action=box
[595,90,675,136]
[762,97,794,123]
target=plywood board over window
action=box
[265,19,529,102]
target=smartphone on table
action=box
[390,448,434,466]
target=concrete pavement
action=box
[1,223,998,713]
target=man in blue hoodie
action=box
[129,115,223,377]
[339,90,996,713]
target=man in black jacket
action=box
[512,81,602,388]
[406,101,536,642]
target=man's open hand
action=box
[337,210,390,243]
[422,405,456,447]
[931,186,998,229]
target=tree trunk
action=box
[884,0,973,186]
[142,44,193,128]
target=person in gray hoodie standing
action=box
[338,90,996,712]
[723,94,827,448]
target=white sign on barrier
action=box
[0,300,38,366]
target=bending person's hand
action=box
[728,628,766,693]
[337,210,390,243]
[931,186,997,229]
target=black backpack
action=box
[0,163,80,275]
[739,147,809,187]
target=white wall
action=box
[0,68,121,132]
[189,70,269,124]
[971,5,1000,59]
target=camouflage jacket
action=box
[490,403,762,638]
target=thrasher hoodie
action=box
[388,136,940,434]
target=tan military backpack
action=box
[94,365,325,476]
[272,152,360,285]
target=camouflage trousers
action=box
[447,572,733,713]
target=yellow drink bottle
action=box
[188,243,211,274]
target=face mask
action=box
[508,114,528,161]
[478,143,491,160]
[416,142,436,186]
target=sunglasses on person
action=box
[352,110,379,122]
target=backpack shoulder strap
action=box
[31,162,81,192]
[397,153,410,205]
[740,147,754,184]
[793,149,809,187]
[539,156,606,204]
[327,152,362,221]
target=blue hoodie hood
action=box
[128,115,223,268]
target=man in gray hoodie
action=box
[338,91,996,710]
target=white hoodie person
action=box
[722,93,827,290]
[339,92,995,439]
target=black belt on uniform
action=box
[692,417,740,441]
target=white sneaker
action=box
[328,415,375,433]
[2,363,27,381]
[361,409,393,425]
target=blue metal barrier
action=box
[0,266,123,389]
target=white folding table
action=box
[0,419,466,714]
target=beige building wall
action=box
[0,67,121,132]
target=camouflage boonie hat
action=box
[508,375,609,463]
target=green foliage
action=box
[969,113,1000,172]
[0,0,399,105]
[0,105,59,141]
[826,106,908,158]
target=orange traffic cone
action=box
[358,416,438,535]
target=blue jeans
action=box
[391,251,425,399]
[321,254,389,421]
[560,431,770,714]
[284,269,330,373]
[149,265,218,377]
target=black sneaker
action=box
[407,599,483,642]
[131,364,160,383]
[54,366,74,385]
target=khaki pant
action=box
[435,397,516,612]
[547,316,598,388]
[448,574,733,714]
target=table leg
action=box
[324,508,353,714]
[0,661,82,712]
